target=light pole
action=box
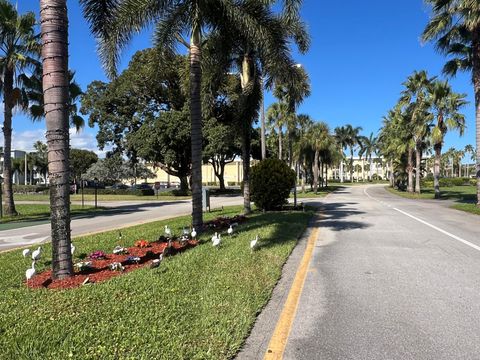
[94,177,98,209]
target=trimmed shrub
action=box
[250,158,296,211]
[421,177,472,188]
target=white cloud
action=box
[0,127,107,157]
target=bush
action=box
[250,158,296,210]
[421,177,472,188]
[81,188,155,196]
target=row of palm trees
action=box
[378,70,468,197]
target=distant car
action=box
[110,183,130,190]
[130,183,152,191]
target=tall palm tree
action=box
[400,70,434,194]
[422,0,480,205]
[359,132,378,181]
[80,0,308,226]
[40,0,73,279]
[0,1,38,216]
[334,126,350,183]
[428,79,467,198]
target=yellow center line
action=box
[264,226,320,360]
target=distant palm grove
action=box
[0,0,479,279]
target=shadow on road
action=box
[314,201,370,232]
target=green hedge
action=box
[81,188,155,196]
[12,185,48,194]
[421,177,473,188]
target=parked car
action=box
[110,183,130,190]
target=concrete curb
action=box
[236,211,322,360]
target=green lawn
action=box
[291,185,341,198]
[0,206,312,359]
[13,193,191,202]
[0,204,102,224]
[386,185,479,215]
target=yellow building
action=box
[148,160,258,186]
[147,157,387,187]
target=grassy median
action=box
[0,206,312,359]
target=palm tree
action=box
[80,0,308,225]
[400,70,434,194]
[334,126,350,183]
[422,0,480,205]
[429,79,467,198]
[20,68,85,131]
[267,102,289,160]
[0,1,38,216]
[341,125,363,182]
[40,0,73,279]
[307,122,330,193]
[359,132,378,181]
[465,144,476,176]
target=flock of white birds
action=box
[22,222,261,281]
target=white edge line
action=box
[364,186,480,253]
[392,207,480,252]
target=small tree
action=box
[250,158,295,211]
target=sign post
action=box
[154,182,161,199]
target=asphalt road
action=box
[0,196,242,252]
[284,185,480,360]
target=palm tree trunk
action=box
[241,129,251,214]
[362,159,365,182]
[189,24,203,228]
[473,31,480,205]
[369,158,373,181]
[278,126,282,160]
[434,143,442,199]
[350,150,354,182]
[40,0,73,279]
[325,165,328,187]
[340,160,344,183]
[313,150,319,193]
[415,142,422,194]
[407,147,414,193]
[2,66,17,216]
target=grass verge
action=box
[0,206,312,359]
[14,193,191,202]
[385,185,476,202]
[451,203,480,215]
[0,204,103,224]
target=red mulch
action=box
[26,239,198,290]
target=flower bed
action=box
[27,239,198,290]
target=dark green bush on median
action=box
[251,158,296,210]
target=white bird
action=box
[182,227,189,236]
[211,232,219,243]
[250,235,259,251]
[25,261,36,281]
[71,243,76,255]
[165,225,172,237]
[31,246,42,261]
[227,225,233,236]
[22,249,31,258]
[212,234,221,248]
[191,228,197,239]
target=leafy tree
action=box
[0,1,39,216]
[85,154,150,185]
[70,149,98,184]
[422,0,480,205]
[130,110,192,191]
[40,0,73,278]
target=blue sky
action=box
[10,0,476,159]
